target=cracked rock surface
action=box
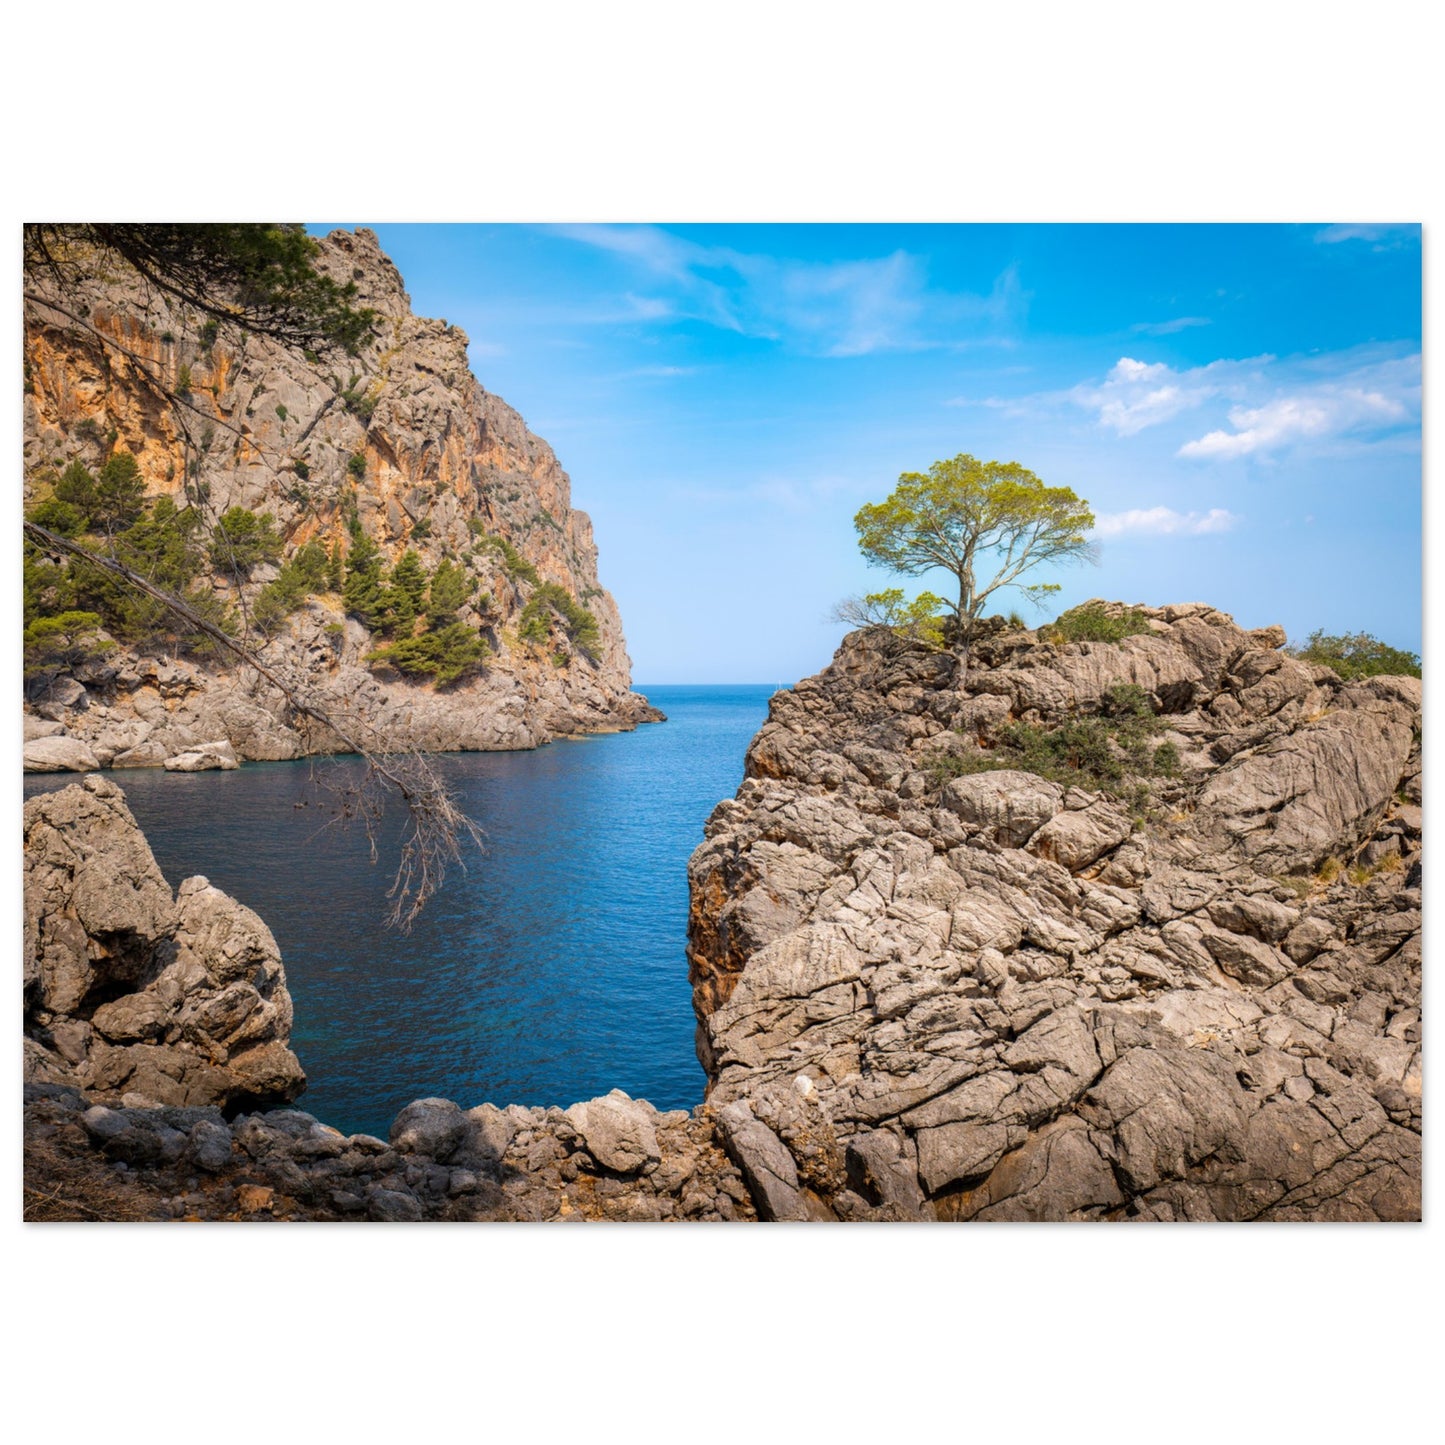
[687,604,1421,1220]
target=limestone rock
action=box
[687,607,1422,1222]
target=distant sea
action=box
[24,683,780,1137]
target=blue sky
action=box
[313,223,1421,684]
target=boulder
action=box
[23,736,100,772]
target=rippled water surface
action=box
[25,684,777,1136]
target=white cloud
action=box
[1067,355,1263,436]
[626,364,696,378]
[1178,354,1417,458]
[1095,507,1239,538]
[552,224,1024,357]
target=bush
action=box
[926,683,1173,794]
[209,507,283,578]
[1287,629,1420,680]
[347,452,367,480]
[1044,604,1153,645]
[367,623,489,686]
[472,530,539,584]
[27,498,88,536]
[23,610,113,676]
[518,581,600,659]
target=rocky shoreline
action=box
[22,602,1423,1221]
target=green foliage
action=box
[252,542,331,635]
[176,363,192,396]
[293,459,310,481]
[518,581,600,659]
[380,550,429,634]
[833,588,946,647]
[64,451,148,533]
[326,543,344,593]
[27,223,378,354]
[209,507,283,578]
[27,498,87,536]
[23,610,114,676]
[197,318,219,351]
[426,556,475,625]
[367,623,489,687]
[275,403,288,421]
[854,453,1095,659]
[472,530,539,584]
[1043,603,1154,645]
[341,382,376,422]
[1286,629,1421,680]
[926,683,1175,796]
[342,532,387,628]
[347,452,367,481]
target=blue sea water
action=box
[23,683,778,1137]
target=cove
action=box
[24,683,776,1137]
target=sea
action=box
[23,683,779,1137]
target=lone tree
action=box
[853,453,1096,674]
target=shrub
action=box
[518,581,600,659]
[23,610,113,676]
[275,403,288,421]
[367,623,489,687]
[209,507,283,578]
[426,556,475,625]
[197,318,219,351]
[1287,629,1420,680]
[472,530,539,584]
[347,452,367,480]
[27,498,88,536]
[1044,604,1153,645]
[176,364,192,396]
[925,683,1173,795]
[293,459,310,481]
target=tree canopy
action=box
[24,223,377,355]
[853,454,1095,668]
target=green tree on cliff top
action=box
[853,453,1096,674]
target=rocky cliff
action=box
[23,227,659,771]
[688,603,1422,1220]
[22,601,1424,1222]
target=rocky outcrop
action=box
[22,777,752,1223]
[23,227,661,769]
[688,603,1422,1221]
[24,776,306,1112]
[23,600,1423,1222]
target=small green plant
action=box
[1286,629,1420,680]
[275,403,288,422]
[518,581,600,659]
[473,530,539,585]
[23,610,114,676]
[176,363,192,396]
[347,452,367,480]
[197,318,219,351]
[367,623,489,686]
[924,682,1174,796]
[1043,604,1153,645]
[1316,856,1343,886]
[293,459,310,481]
[209,507,284,578]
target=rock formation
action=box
[23,227,659,772]
[24,776,306,1113]
[688,603,1422,1220]
[23,778,752,1222]
[22,601,1423,1222]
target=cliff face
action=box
[687,604,1422,1220]
[23,227,658,768]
